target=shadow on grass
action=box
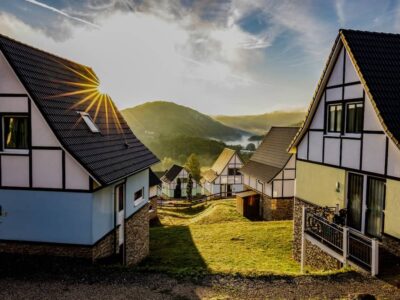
[138,225,208,277]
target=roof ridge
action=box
[0,32,91,69]
[340,28,400,37]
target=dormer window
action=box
[2,116,29,150]
[79,112,100,133]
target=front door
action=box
[346,173,385,238]
[221,184,227,197]
[366,177,385,238]
[115,184,125,258]
[227,184,233,197]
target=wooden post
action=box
[342,227,348,266]
[371,238,379,276]
[301,205,306,273]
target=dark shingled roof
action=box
[161,165,183,183]
[341,29,400,145]
[149,169,161,187]
[241,127,299,183]
[0,34,159,185]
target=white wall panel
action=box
[362,134,386,174]
[283,180,295,197]
[324,138,340,166]
[363,94,384,131]
[286,155,296,169]
[0,97,28,112]
[264,183,272,197]
[387,140,400,178]
[272,180,282,198]
[341,139,361,169]
[65,153,89,190]
[308,131,323,162]
[326,87,342,101]
[32,150,62,188]
[345,50,359,83]
[310,97,325,129]
[297,133,308,160]
[31,103,59,147]
[284,169,295,180]
[0,51,26,93]
[344,84,363,99]
[1,156,29,187]
[327,47,344,86]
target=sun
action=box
[97,81,108,95]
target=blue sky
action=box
[0,0,400,115]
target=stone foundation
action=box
[382,234,400,257]
[125,202,150,266]
[261,197,293,221]
[293,197,341,270]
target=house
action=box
[148,169,161,221]
[202,148,244,197]
[290,29,400,275]
[238,127,299,220]
[160,164,200,198]
[0,34,159,266]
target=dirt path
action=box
[1,272,399,299]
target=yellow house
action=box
[290,29,400,275]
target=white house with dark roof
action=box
[160,164,200,199]
[0,34,159,265]
[238,127,299,220]
[201,148,244,197]
[290,29,400,275]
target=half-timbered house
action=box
[290,29,400,275]
[202,148,243,197]
[238,127,298,220]
[160,164,200,198]
[0,34,159,265]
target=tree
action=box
[174,178,182,198]
[185,153,201,182]
[246,143,256,151]
[186,173,193,202]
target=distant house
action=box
[148,169,161,220]
[160,165,200,198]
[238,127,299,220]
[290,29,400,275]
[202,148,244,197]
[0,34,159,265]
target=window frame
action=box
[2,114,30,152]
[345,102,364,134]
[133,187,145,206]
[78,111,100,133]
[327,103,343,133]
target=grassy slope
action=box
[141,200,302,276]
[121,101,248,141]
[214,110,306,135]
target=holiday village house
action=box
[160,164,200,199]
[237,127,299,220]
[201,148,244,198]
[0,34,159,265]
[148,169,161,220]
[290,29,400,275]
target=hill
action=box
[122,101,248,141]
[213,110,305,135]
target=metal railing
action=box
[302,207,379,276]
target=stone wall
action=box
[382,234,400,257]
[125,203,150,266]
[261,197,293,221]
[148,197,158,221]
[293,197,341,271]
[92,229,116,261]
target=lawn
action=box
[140,199,304,276]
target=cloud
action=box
[25,0,100,28]
[335,0,346,26]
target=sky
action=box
[0,0,400,115]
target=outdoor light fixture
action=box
[335,182,341,193]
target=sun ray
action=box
[93,94,104,121]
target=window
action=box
[134,188,144,206]
[79,112,100,133]
[346,102,363,133]
[228,168,238,176]
[327,104,342,132]
[3,116,29,150]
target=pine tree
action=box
[185,153,201,182]
[186,173,193,203]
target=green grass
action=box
[141,200,306,276]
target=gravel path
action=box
[1,255,399,299]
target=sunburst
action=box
[46,59,124,135]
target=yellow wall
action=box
[296,160,346,208]
[384,179,400,238]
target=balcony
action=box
[301,207,379,276]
